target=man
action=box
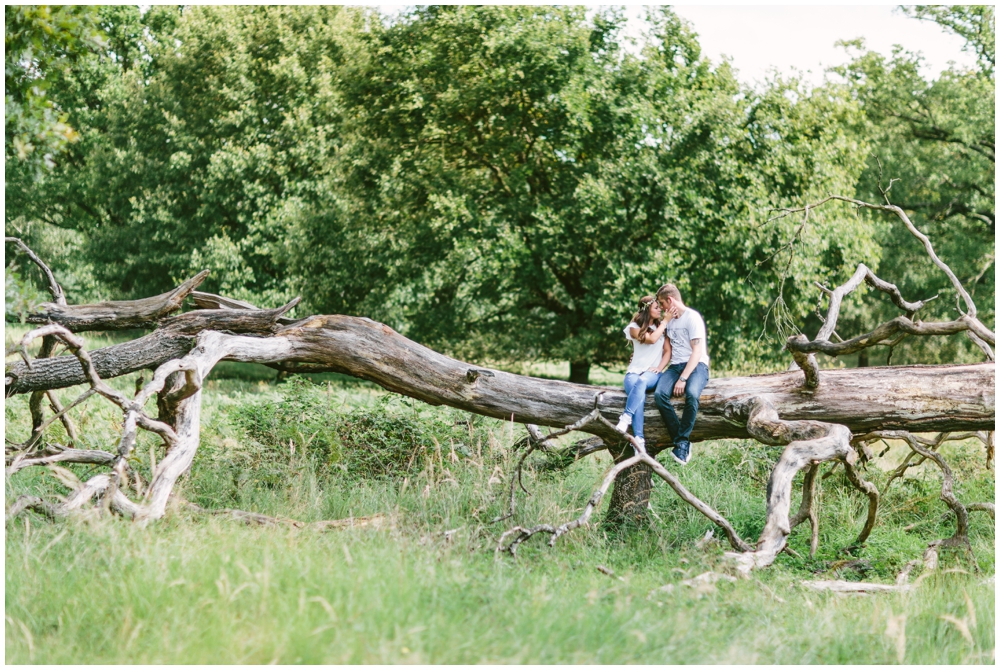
[653,283,710,465]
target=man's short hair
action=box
[656,283,682,302]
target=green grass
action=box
[4,327,996,663]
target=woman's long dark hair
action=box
[630,295,660,343]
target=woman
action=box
[617,295,671,451]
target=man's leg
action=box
[654,364,684,444]
[676,363,709,441]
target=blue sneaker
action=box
[670,440,691,465]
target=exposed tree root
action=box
[722,395,855,574]
[788,463,821,557]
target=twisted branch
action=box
[497,394,753,556]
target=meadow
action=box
[4,328,996,664]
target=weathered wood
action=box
[24,270,209,331]
[158,298,300,334]
[7,314,994,446]
[5,330,196,394]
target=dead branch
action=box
[864,430,975,556]
[773,196,995,363]
[788,463,820,557]
[722,395,855,574]
[497,395,753,556]
[5,236,66,305]
[842,461,879,546]
[6,447,116,475]
[182,502,388,530]
[157,297,300,334]
[25,270,209,332]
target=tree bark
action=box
[605,460,652,526]
[8,316,994,445]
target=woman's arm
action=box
[637,319,668,344]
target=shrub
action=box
[227,376,473,485]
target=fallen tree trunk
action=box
[7,314,994,447]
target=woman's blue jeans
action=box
[622,371,661,439]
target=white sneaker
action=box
[616,415,631,433]
[634,437,646,453]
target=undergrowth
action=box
[4,368,996,663]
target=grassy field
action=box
[4,327,996,663]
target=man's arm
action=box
[652,336,672,373]
[672,338,704,396]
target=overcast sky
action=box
[666,5,979,86]
[376,4,980,86]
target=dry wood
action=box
[4,222,995,575]
[722,394,856,574]
[800,580,911,594]
[5,237,66,305]
[772,196,995,364]
[497,400,753,556]
[23,270,209,332]
[7,315,994,442]
[788,463,821,557]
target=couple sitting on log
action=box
[617,283,710,465]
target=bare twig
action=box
[5,237,66,305]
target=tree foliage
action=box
[5,5,992,379]
[4,5,104,176]
[834,5,995,364]
[291,7,874,380]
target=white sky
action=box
[377,4,980,86]
[665,5,980,86]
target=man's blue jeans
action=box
[654,362,709,445]
[622,371,660,439]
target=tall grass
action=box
[4,341,995,663]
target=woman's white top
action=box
[623,321,664,374]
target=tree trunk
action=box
[8,315,993,446]
[605,460,653,526]
[857,349,869,367]
[569,360,591,385]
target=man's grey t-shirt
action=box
[666,307,711,366]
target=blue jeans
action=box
[654,362,709,445]
[622,371,661,439]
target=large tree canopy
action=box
[7,5,994,380]
[290,6,875,381]
[6,5,355,304]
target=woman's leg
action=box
[618,372,639,432]
[622,373,645,429]
[630,371,660,439]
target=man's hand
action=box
[673,378,686,397]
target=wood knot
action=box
[466,368,495,383]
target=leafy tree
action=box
[834,5,994,365]
[292,7,876,381]
[4,5,104,177]
[5,5,356,303]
